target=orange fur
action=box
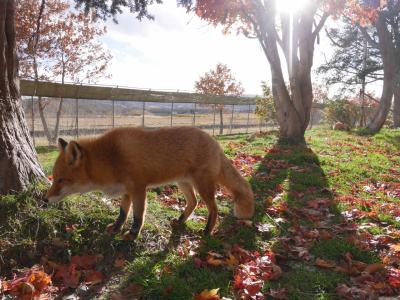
[46,127,254,238]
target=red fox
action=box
[45,127,254,240]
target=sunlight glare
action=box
[276,0,310,14]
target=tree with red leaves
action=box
[195,63,244,135]
[16,0,112,145]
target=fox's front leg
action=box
[122,188,147,241]
[106,194,132,234]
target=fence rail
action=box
[20,80,256,105]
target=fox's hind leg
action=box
[193,176,217,235]
[172,181,197,226]
[122,187,147,241]
[106,194,132,234]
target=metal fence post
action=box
[112,100,115,128]
[111,85,117,129]
[229,104,235,134]
[212,104,216,136]
[193,103,197,127]
[170,101,174,127]
[31,95,35,146]
[76,84,81,139]
[246,104,251,134]
[141,101,146,127]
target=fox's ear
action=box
[65,141,83,167]
[58,138,68,151]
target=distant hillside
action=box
[22,97,255,117]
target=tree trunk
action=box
[51,98,63,144]
[367,15,396,132]
[394,85,400,128]
[251,1,325,144]
[219,108,224,135]
[0,0,45,195]
[38,96,52,143]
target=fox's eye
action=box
[57,178,64,184]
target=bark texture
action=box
[0,0,45,195]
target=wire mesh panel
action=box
[170,103,197,128]
[76,99,113,138]
[144,102,175,128]
[112,100,142,128]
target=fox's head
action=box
[45,138,91,203]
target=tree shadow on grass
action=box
[221,134,380,299]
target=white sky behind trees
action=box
[95,1,379,97]
[100,1,268,95]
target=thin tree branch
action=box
[312,12,328,40]
[358,25,379,48]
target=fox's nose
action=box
[43,197,49,203]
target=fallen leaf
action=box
[114,257,126,268]
[270,264,282,280]
[269,287,288,299]
[194,288,220,300]
[84,271,104,285]
[2,265,52,299]
[388,268,400,287]
[71,254,103,269]
[237,219,253,227]
[363,263,384,274]
[206,252,224,267]
[256,223,274,233]
[224,253,238,266]
[315,258,336,268]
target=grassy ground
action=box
[0,127,399,299]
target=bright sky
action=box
[100,1,270,95]
[97,0,375,96]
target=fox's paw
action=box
[106,223,121,235]
[122,230,139,241]
[170,214,185,227]
[170,218,183,227]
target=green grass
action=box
[1,127,399,299]
[310,238,379,264]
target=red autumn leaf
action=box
[114,257,126,268]
[206,252,224,266]
[2,265,52,299]
[71,254,102,269]
[388,268,400,287]
[84,271,104,285]
[53,263,80,288]
[363,263,385,274]
[194,257,205,268]
[194,288,221,300]
[315,258,336,268]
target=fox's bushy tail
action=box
[218,155,254,219]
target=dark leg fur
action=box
[129,216,143,240]
[106,195,131,234]
[122,188,146,241]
